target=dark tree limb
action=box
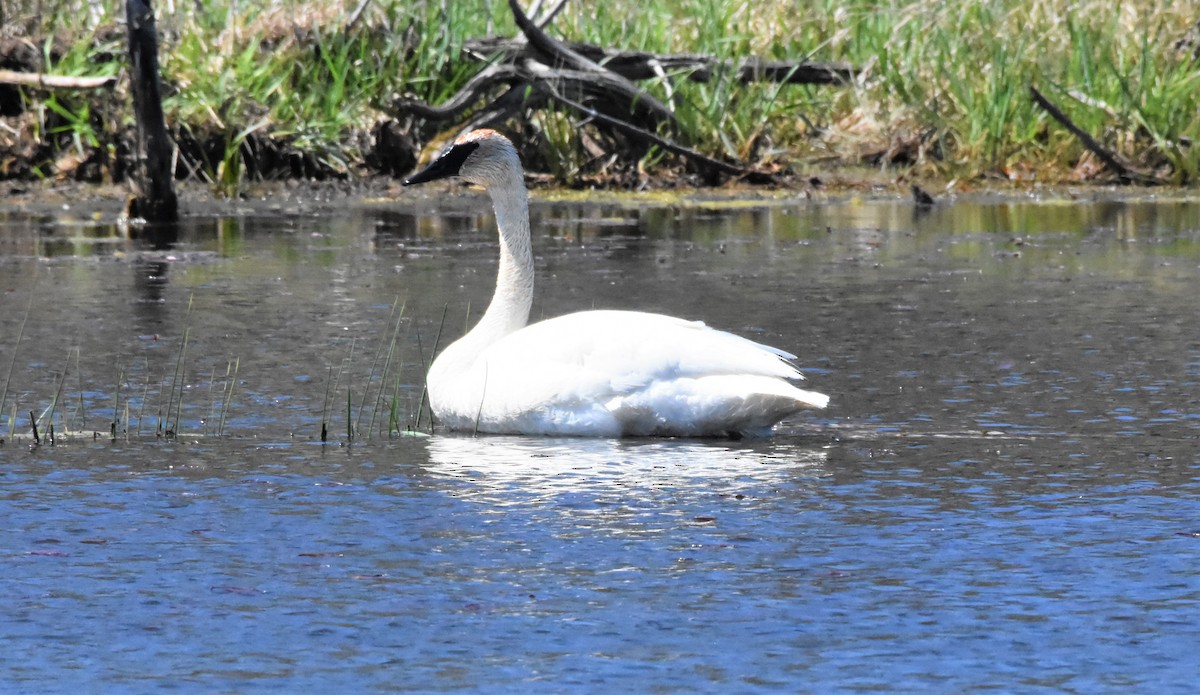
[392,63,527,122]
[460,82,545,133]
[733,58,858,86]
[1029,85,1159,185]
[506,0,676,130]
[126,0,179,223]
[544,90,747,180]
[466,37,859,85]
[394,58,672,130]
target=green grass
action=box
[4,0,1199,187]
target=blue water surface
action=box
[2,194,1200,692]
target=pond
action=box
[1,187,1199,692]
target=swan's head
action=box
[403,129,522,190]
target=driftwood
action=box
[0,69,116,89]
[393,0,858,182]
[126,0,178,224]
[1029,85,1160,185]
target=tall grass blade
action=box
[74,347,86,434]
[368,300,407,438]
[415,304,448,434]
[217,357,239,437]
[205,366,218,437]
[321,364,334,442]
[43,348,73,444]
[111,356,124,440]
[167,327,191,436]
[1,287,34,427]
[358,297,402,439]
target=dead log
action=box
[125,0,178,224]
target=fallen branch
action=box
[466,38,859,85]
[505,0,676,130]
[394,0,858,183]
[545,89,747,180]
[1029,85,1159,184]
[0,69,116,89]
[393,63,527,122]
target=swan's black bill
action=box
[403,141,480,186]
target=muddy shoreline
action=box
[3,173,1187,224]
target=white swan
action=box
[404,129,829,437]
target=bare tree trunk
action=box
[126,0,178,224]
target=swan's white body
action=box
[405,129,828,437]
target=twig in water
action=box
[111,356,124,440]
[30,410,39,445]
[320,364,334,442]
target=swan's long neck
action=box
[467,175,534,345]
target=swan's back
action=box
[428,309,828,437]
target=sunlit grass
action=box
[5,0,1199,186]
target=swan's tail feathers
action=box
[793,387,830,410]
[746,376,829,411]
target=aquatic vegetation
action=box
[0,288,244,443]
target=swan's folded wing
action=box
[479,310,811,411]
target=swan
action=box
[403,129,829,437]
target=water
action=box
[2,191,1199,692]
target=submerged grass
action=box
[318,300,433,444]
[4,0,1199,187]
[5,345,243,444]
[0,284,245,443]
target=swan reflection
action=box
[422,435,829,501]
